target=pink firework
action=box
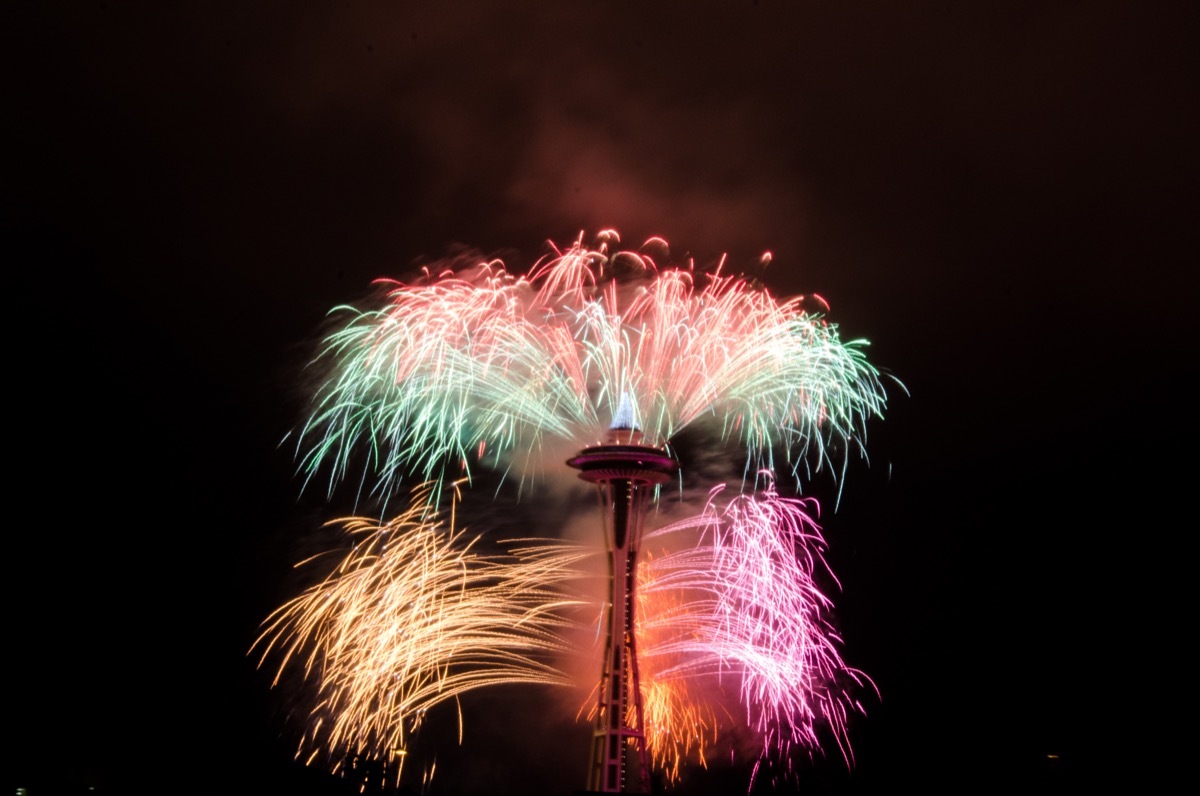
[638,476,877,787]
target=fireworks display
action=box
[258,229,900,792]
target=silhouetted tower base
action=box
[567,430,676,795]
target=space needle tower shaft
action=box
[567,407,676,795]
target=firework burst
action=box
[638,478,877,788]
[293,230,893,508]
[252,483,593,783]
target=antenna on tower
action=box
[611,391,637,431]
[607,391,642,445]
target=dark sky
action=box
[6,2,1197,795]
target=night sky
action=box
[7,2,1196,795]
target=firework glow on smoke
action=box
[261,229,901,791]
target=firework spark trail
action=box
[637,478,877,786]
[294,230,894,507]
[296,262,596,505]
[251,484,594,768]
